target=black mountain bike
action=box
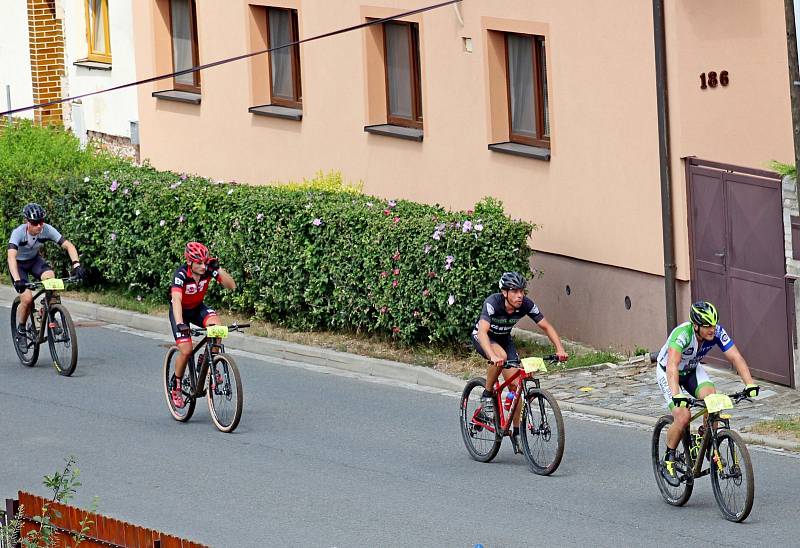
[163,323,248,433]
[10,276,79,376]
[651,390,755,522]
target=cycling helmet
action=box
[499,271,527,291]
[690,300,718,327]
[184,241,209,264]
[23,203,46,222]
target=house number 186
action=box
[700,70,729,90]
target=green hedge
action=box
[0,122,536,343]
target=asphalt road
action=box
[0,306,798,547]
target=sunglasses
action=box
[27,219,44,226]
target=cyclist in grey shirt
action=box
[7,203,85,340]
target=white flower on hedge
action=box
[169,182,180,190]
[448,294,455,306]
[227,189,234,195]
[312,218,323,226]
[424,244,431,254]
[366,202,373,208]
[135,209,140,216]
[462,220,473,233]
[110,232,116,240]
[122,188,129,195]
[256,213,264,222]
[178,215,185,223]
[159,219,166,227]
[83,176,90,182]
[475,222,483,232]
[109,180,118,192]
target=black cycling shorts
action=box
[11,255,52,284]
[471,333,520,367]
[169,303,217,344]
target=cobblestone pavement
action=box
[541,358,800,435]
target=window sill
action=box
[152,90,201,105]
[248,104,302,121]
[73,59,112,71]
[364,124,423,142]
[488,141,550,161]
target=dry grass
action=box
[749,417,800,442]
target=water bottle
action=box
[503,390,516,410]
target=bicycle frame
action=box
[683,395,744,480]
[22,281,73,344]
[182,323,249,399]
[469,367,542,436]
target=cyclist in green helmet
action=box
[655,300,759,486]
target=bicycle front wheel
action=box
[459,377,501,463]
[520,388,565,475]
[206,353,243,433]
[10,298,39,367]
[47,304,78,376]
[163,347,196,422]
[710,429,754,522]
[651,415,693,506]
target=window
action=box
[506,33,549,147]
[383,21,422,129]
[85,0,111,63]
[267,7,302,108]
[169,0,200,92]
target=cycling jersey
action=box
[471,293,545,339]
[656,322,733,373]
[7,223,65,261]
[170,264,217,309]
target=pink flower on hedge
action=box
[178,215,185,223]
[393,216,400,224]
[448,294,455,306]
[180,173,188,180]
[393,268,399,275]
[380,271,388,278]
[109,181,119,192]
[413,310,420,317]
[462,220,473,233]
[428,271,436,279]
[388,200,397,208]
[467,209,474,215]
[422,289,430,297]
[256,213,264,222]
[392,326,400,334]
[392,250,401,261]
[424,244,432,254]
[312,218,323,226]
[392,279,398,288]
[432,230,442,241]
[445,256,455,270]
[383,209,391,216]
[159,219,166,227]
[132,179,140,186]
[380,306,388,314]
[110,232,116,240]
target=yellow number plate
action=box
[42,278,64,291]
[206,325,229,338]
[521,357,547,374]
[704,393,733,413]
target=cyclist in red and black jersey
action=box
[168,241,236,408]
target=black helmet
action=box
[499,271,527,291]
[23,203,46,222]
[690,300,718,327]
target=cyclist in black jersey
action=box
[472,271,568,451]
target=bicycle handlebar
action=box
[190,322,250,337]
[687,390,751,409]
[486,354,567,367]
[25,276,81,290]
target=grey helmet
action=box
[22,203,46,222]
[499,271,526,291]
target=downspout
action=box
[653,0,678,331]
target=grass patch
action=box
[57,285,617,378]
[750,417,800,441]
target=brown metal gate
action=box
[686,158,793,386]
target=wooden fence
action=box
[2,492,207,548]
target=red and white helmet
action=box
[184,241,209,264]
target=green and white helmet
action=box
[690,300,718,327]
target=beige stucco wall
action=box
[131,0,793,281]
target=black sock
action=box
[513,427,520,437]
[481,389,493,399]
[665,447,676,459]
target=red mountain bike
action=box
[460,355,566,475]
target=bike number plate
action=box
[704,393,733,413]
[521,357,547,374]
[206,325,229,338]
[42,278,64,291]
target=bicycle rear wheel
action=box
[651,415,693,506]
[710,429,754,522]
[163,346,195,422]
[206,353,243,433]
[47,304,78,376]
[459,377,501,463]
[520,388,565,475]
[10,298,39,367]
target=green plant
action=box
[0,456,98,548]
[767,160,796,179]
[0,124,537,345]
[633,346,649,356]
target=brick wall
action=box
[27,0,65,126]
